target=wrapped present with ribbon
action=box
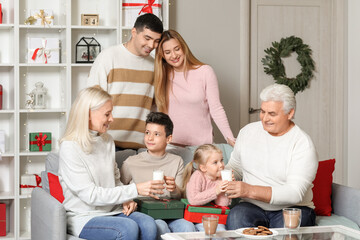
[29,132,52,152]
[25,9,54,26]
[122,0,162,27]
[28,38,60,64]
[181,199,230,224]
[0,203,5,236]
[20,174,42,195]
[134,197,185,219]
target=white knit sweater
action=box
[227,121,318,211]
[58,132,138,237]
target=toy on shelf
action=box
[75,37,101,63]
[26,82,47,109]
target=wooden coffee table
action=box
[161,225,360,239]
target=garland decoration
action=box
[261,36,315,95]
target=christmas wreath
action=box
[261,36,315,95]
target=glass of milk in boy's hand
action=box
[153,170,164,180]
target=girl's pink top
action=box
[186,170,230,206]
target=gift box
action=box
[27,9,54,26]
[0,130,5,154]
[20,174,42,195]
[0,203,5,236]
[28,38,60,64]
[134,198,185,219]
[181,199,230,224]
[29,132,52,151]
[122,0,162,27]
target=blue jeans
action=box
[79,211,157,240]
[155,218,196,239]
[226,202,316,230]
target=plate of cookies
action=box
[235,226,278,239]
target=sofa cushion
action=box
[316,214,360,230]
[312,159,335,216]
[48,172,64,203]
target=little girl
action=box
[182,144,231,232]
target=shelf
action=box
[71,63,92,67]
[0,152,15,157]
[19,109,66,113]
[0,110,15,114]
[19,63,66,67]
[19,24,66,30]
[19,151,50,157]
[0,232,15,239]
[71,25,117,30]
[0,24,14,30]
[0,64,14,67]
[0,192,15,199]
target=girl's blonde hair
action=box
[154,30,205,113]
[182,144,222,196]
[60,86,112,153]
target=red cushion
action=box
[312,159,335,216]
[48,172,65,203]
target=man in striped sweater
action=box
[87,13,163,150]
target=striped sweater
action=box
[87,44,154,149]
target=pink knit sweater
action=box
[186,170,230,206]
[168,65,235,146]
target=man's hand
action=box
[122,201,137,216]
[136,180,165,199]
[225,180,245,198]
[225,181,272,203]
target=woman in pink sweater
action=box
[154,30,235,147]
[183,144,231,231]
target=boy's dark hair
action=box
[134,13,163,34]
[146,112,173,137]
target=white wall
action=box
[169,0,243,143]
[347,0,360,188]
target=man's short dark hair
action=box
[146,112,173,137]
[134,13,163,34]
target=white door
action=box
[249,0,345,182]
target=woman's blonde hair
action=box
[60,86,112,153]
[154,30,205,113]
[182,144,222,197]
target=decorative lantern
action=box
[75,37,101,63]
[28,82,47,109]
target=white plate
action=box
[235,228,279,239]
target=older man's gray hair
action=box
[260,84,296,114]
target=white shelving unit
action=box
[0,0,169,239]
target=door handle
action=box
[249,107,261,114]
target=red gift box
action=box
[181,199,230,225]
[0,203,6,236]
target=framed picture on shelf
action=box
[81,14,99,26]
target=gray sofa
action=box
[31,146,360,239]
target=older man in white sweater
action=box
[225,84,318,229]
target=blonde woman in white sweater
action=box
[58,86,164,240]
